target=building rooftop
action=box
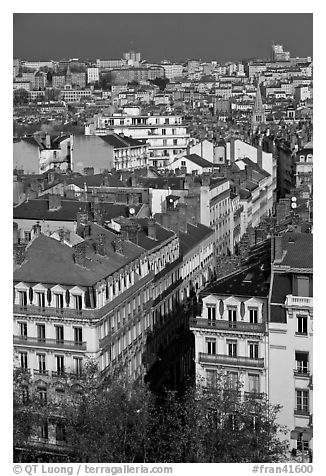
[276,232,313,269]
[203,258,271,298]
[178,223,213,256]
[13,231,141,287]
[177,153,213,169]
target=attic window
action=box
[243,272,254,283]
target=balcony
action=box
[33,369,49,376]
[285,295,313,309]
[199,353,265,368]
[294,409,310,417]
[294,369,310,378]
[13,304,96,320]
[190,318,265,334]
[13,335,87,351]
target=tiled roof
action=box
[13,199,91,222]
[69,173,126,188]
[100,134,145,149]
[204,259,271,298]
[278,232,313,269]
[14,234,126,286]
[180,154,213,168]
[178,223,213,256]
[125,217,175,250]
[140,177,185,190]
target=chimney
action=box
[64,230,71,242]
[33,221,42,237]
[14,243,27,265]
[45,133,51,149]
[72,241,87,267]
[246,164,254,181]
[84,167,94,176]
[257,146,263,169]
[58,228,65,242]
[147,217,157,240]
[273,235,283,262]
[48,194,62,211]
[95,233,106,255]
[113,234,124,254]
[201,173,210,187]
[13,222,19,245]
[177,203,188,233]
[230,137,235,162]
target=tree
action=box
[13,88,30,106]
[149,77,170,91]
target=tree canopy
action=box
[13,360,289,463]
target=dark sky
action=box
[13,13,313,62]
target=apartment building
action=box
[85,107,190,168]
[269,233,313,457]
[13,217,180,384]
[13,133,72,174]
[190,240,270,396]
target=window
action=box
[74,295,82,310]
[227,340,237,357]
[55,325,64,343]
[20,351,28,369]
[36,292,45,308]
[297,315,308,335]
[206,339,216,355]
[228,371,238,390]
[207,305,216,321]
[24,231,32,242]
[249,308,258,324]
[56,355,65,375]
[162,129,166,135]
[37,324,45,342]
[297,434,309,452]
[39,421,48,440]
[38,386,47,404]
[56,422,66,442]
[228,308,237,327]
[55,293,64,309]
[248,374,260,393]
[37,354,46,373]
[173,139,178,146]
[295,352,309,374]
[181,160,186,166]
[163,139,167,146]
[296,276,310,297]
[18,291,27,307]
[296,389,309,414]
[19,322,27,339]
[206,369,217,388]
[74,327,83,345]
[249,342,259,359]
[73,357,83,376]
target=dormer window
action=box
[249,308,258,324]
[54,293,64,309]
[18,291,27,307]
[36,292,45,308]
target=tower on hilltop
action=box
[251,79,266,133]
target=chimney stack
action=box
[45,133,51,149]
[14,243,27,265]
[147,217,157,240]
[48,194,62,211]
[72,241,87,267]
[257,146,263,169]
[273,235,283,262]
[96,233,106,256]
[13,222,19,245]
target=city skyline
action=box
[13,13,313,62]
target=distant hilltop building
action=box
[251,81,266,133]
[271,43,290,62]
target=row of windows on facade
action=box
[18,322,83,343]
[19,351,82,376]
[207,306,259,323]
[206,339,260,359]
[206,370,311,413]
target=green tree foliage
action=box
[13,362,289,463]
[149,77,170,91]
[13,89,30,106]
